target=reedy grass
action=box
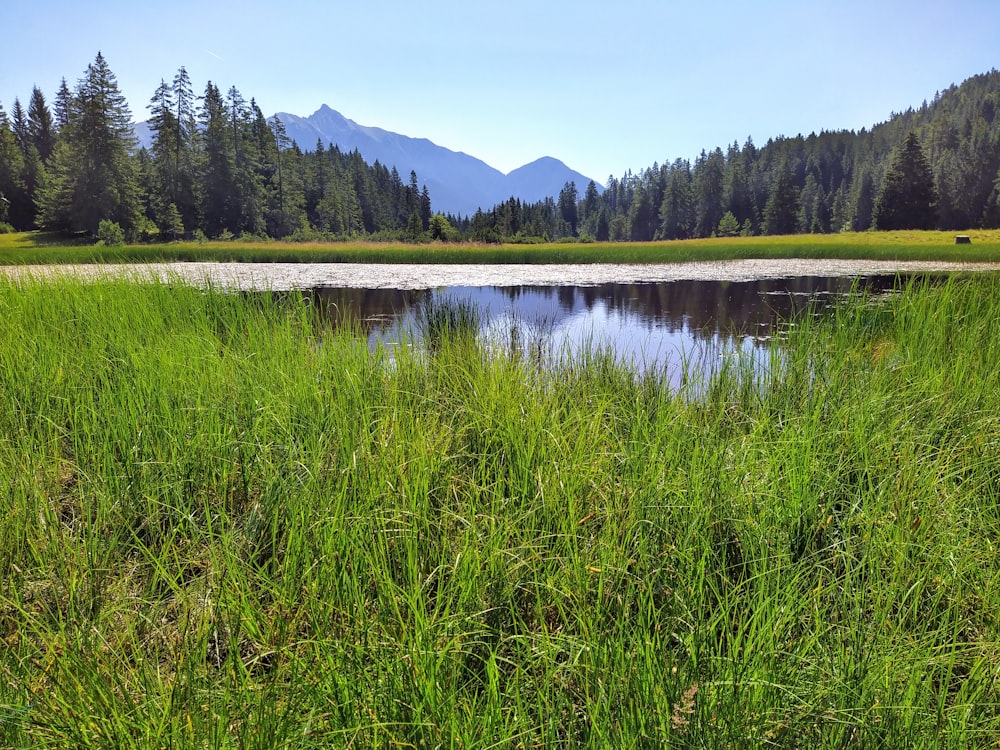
[0,273,999,747]
[2,229,1000,264]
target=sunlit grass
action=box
[1,273,999,747]
[2,229,1000,264]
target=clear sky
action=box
[2,1,998,182]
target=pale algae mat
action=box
[4,259,1000,290]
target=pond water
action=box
[6,259,975,384]
[304,274,917,386]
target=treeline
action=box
[460,70,1000,242]
[0,53,434,240]
[3,55,1000,243]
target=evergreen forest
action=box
[2,53,1000,243]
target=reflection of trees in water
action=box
[304,287,432,335]
[496,276,908,340]
[276,275,915,342]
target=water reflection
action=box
[301,275,915,382]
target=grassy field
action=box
[2,229,1000,264]
[1,274,999,747]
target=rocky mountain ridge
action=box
[273,105,601,217]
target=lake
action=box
[303,274,918,386]
[5,259,975,384]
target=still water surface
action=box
[305,274,914,385]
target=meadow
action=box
[0,272,999,747]
[2,229,1000,265]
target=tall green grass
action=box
[2,229,1000,264]
[0,273,999,747]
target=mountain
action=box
[274,105,601,217]
[132,104,601,216]
[505,157,598,206]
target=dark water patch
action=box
[293,274,926,385]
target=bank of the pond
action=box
[3,229,1000,265]
[4,257,1000,289]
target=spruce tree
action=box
[0,103,27,228]
[148,79,180,233]
[53,78,72,132]
[873,132,939,230]
[27,86,56,163]
[694,147,725,237]
[657,159,695,240]
[558,181,578,236]
[763,158,801,235]
[37,52,141,234]
[197,81,235,237]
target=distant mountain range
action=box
[275,105,601,217]
[135,105,602,217]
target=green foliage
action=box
[466,71,1000,241]
[156,201,184,240]
[764,158,802,235]
[415,295,481,348]
[558,180,579,235]
[716,210,740,237]
[8,60,1000,243]
[35,52,141,235]
[95,219,125,246]
[428,212,457,241]
[2,276,1000,745]
[873,132,939,230]
[405,210,423,239]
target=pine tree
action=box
[873,132,939,230]
[265,114,305,237]
[37,52,141,234]
[197,81,235,236]
[148,79,180,233]
[9,99,28,154]
[170,67,198,231]
[627,181,656,241]
[53,78,72,132]
[716,211,740,237]
[763,158,801,235]
[558,181,578,236]
[419,185,432,230]
[27,87,56,163]
[0,102,27,228]
[694,148,725,237]
[657,159,695,240]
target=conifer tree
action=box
[27,86,56,163]
[0,102,27,228]
[657,159,695,240]
[197,81,235,236]
[558,181,578,236]
[37,52,141,234]
[694,148,725,237]
[763,158,801,235]
[53,78,72,132]
[873,131,938,230]
[419,185,432,231]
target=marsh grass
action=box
[3,229,1000,264]
[1,273,999,747]
[414,296,482,350]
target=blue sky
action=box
[2,1,998,182]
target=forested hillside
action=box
[0,53,433,240]
[2,54,999,242]
[462,70,1000,242]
